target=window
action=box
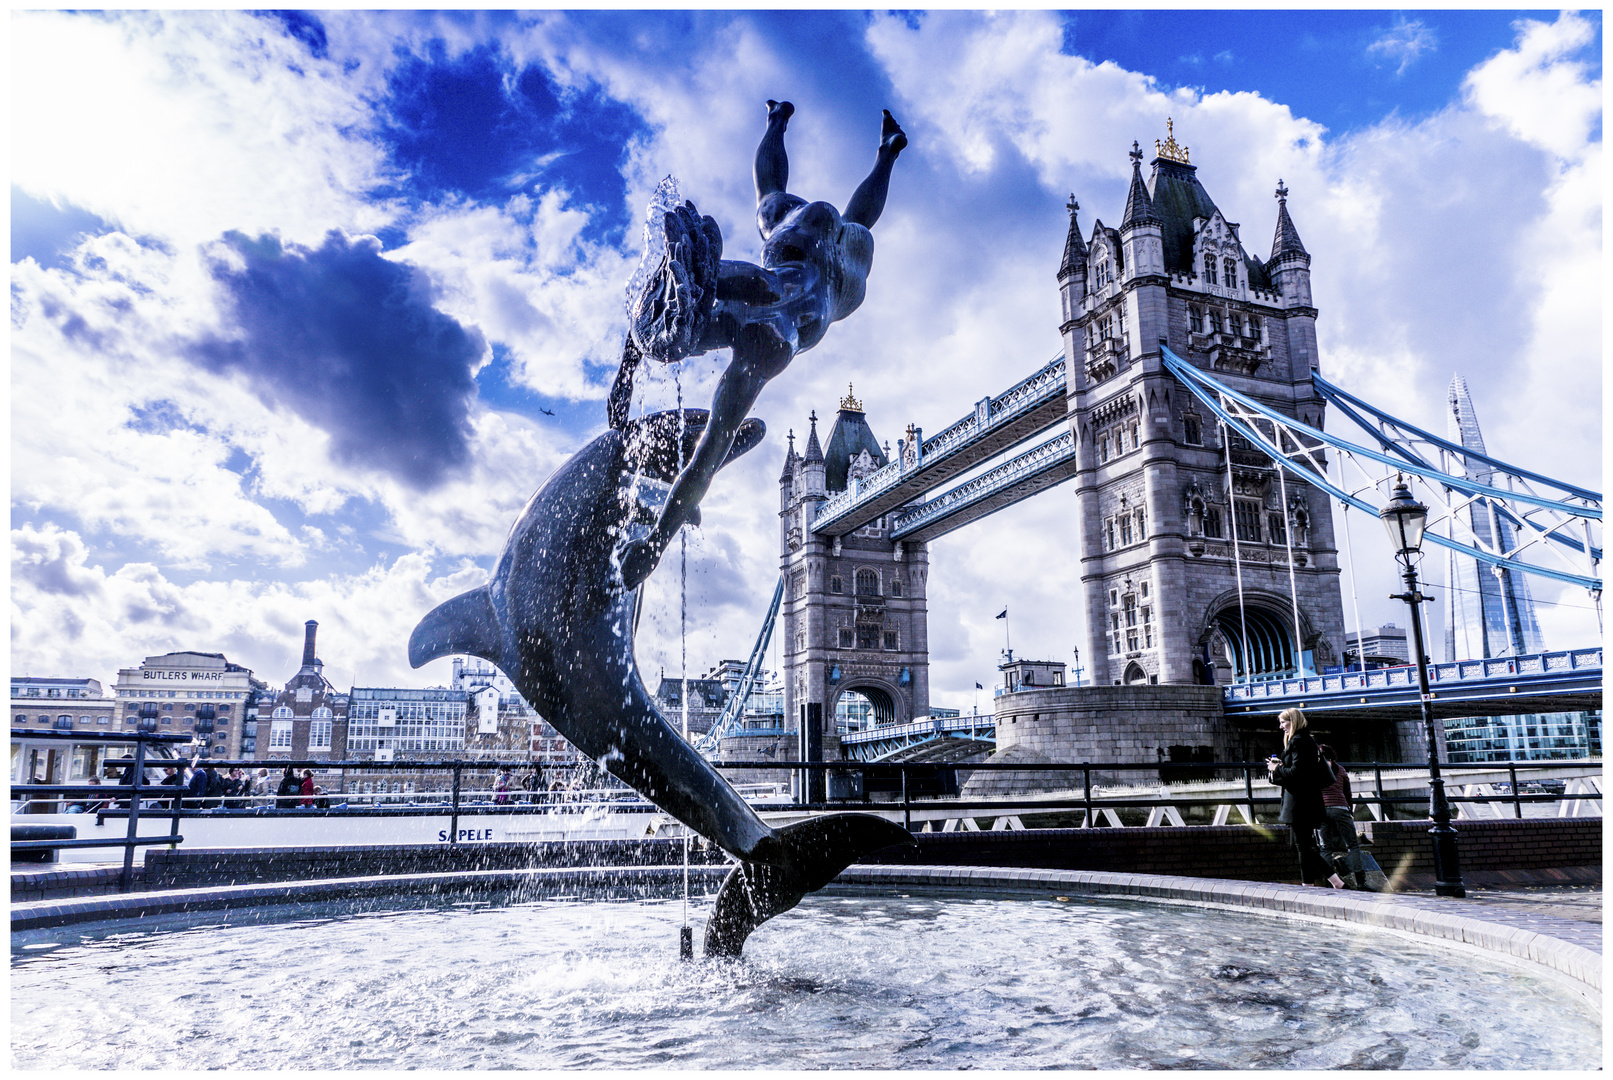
[1203,254,1216,284]
[1249,315,1261,338]
[310,720,332,751]
[1143,607,1155,648]
[857,626,881,650]
[272,705,293,719]
[882,631,898,651]
[1128,421,1139,450]
[1188,306,1203,333]
[1105,519,1116,551]
[1111,612,1122,655]
[838,628,854,649]
[830,576,843,594]
[890,577,903,597]
[1234,500,1263,542]
[1204,506,1223,539]
[97,715,110,725]
[160,717,172,727]
[1098,434,1110,462]
[855,569,879,597]
[1135,508,1147,540]
[1268,512,1287,546]
[311,706,332,719]
[1119,515,1133,545]
[1208,308,1223,334]
[1183,414,1201,445]
[1224,257,1238,287]
[1227,312,1242,336]
[269,720,293,749]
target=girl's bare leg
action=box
[754,100,794,201]
[844,110,907,229]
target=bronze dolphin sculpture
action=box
[408,408,912,955]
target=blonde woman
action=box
[1266,708,1344,888]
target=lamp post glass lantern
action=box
[1378,478,1465,897]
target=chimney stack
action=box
[302,621,319,666]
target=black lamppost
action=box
[1379,478,1466,897]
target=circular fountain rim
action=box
[11,863,1599,1010]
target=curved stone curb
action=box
[834,865,1601,1006]
[10,865,731,933]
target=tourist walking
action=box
[299,769,316,808]
[1268,708,1344,888]
[1316,744,1369,889]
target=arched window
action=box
[1208,308,1223,334]
[1223,257,1238,287]
[272,706,293,719]
[1184,414,1202,445]
[855,569,879,597]
[1188,306,1203,333]
[1202,254,1216,284]
[311,706,333,719]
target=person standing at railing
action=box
[276,766,300,809]
[1268,708,1345,889]
[1315,744,1367,889]
[299,769,316,808]
[250,768,272,807]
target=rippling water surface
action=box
[11,889,1600,1070]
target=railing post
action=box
[120,737,148,893]
[449,763,462,847]
[1374,762,1385,821]
[900,767,911,833]
[1083,764,1093,828]
[1509,762,1522,819]
[1244,761,1255,825]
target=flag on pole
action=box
[975,682,984,690]
[995,609,1007,620]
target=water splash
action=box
[625,176,684,316]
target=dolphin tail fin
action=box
[703,813,914,957]
[408,586,504,669]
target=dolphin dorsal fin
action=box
[408,586,504,670]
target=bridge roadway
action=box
[810,354,1068,538]
[841,648,1601,759]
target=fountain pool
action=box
[11,886,1598,1070]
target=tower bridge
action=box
[714,124,1601,773]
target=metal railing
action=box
[10,728,196,891]
[706,758,1601,833]
[1223,647,1603,702]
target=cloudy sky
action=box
[11,10,1603,708]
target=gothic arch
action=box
[1122,661,1148,685]
[831,680,901,728]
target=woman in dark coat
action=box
[1267,708,1344,888]
[276,766,299,809]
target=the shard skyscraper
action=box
[1443,374,1546,661]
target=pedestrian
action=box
[184,757,209,810]
[160,765,184,811]
[251,768,272,806]
[276,765,300,809]
[494,770,511,805]
[299,769,316,808]
[1316,744,1368,889]
[1267,708,1344,888]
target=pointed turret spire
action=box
[1270,180,1308,260]
[1121,141,1161,229]
[803,411,824,463]
[1058,194,1087,280]
[778,429,798,482]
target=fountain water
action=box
[11,886,1599,1070]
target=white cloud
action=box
[1366,18,1437,78]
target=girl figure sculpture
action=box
[618,100,906,589]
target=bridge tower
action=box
[1061,124,1348,695]
[779,390,931,756]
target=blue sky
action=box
[10,10,1603,704]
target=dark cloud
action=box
[190,230,485,489]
